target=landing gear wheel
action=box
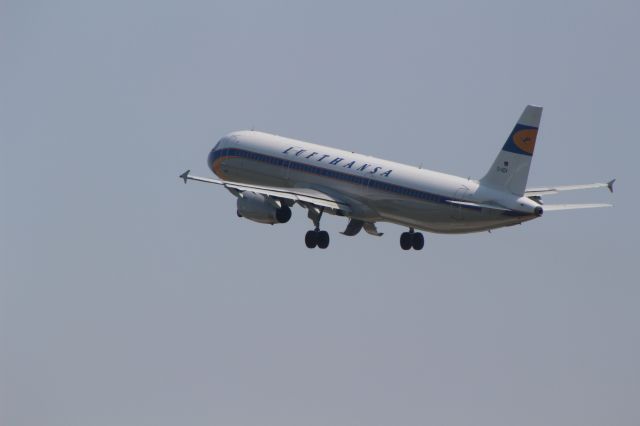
[412,232,424,250]
[400,232,412,250]
[305,230,318,248]
[317,230,330,249]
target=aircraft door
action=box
[283,157,292,181]
[223,135,243,178]
[362,177,373,197]
[450,185,469,220]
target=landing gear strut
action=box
[305,206,330,249]
[400,228,424,251]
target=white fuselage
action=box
[208,131,539,233]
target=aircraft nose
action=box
[534,206,543,216]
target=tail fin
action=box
[480,105,543,196]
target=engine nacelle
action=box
[236,192,291,224]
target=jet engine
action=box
[236,192,292,224]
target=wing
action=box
[179,170,351,213]
[525,179,615,196]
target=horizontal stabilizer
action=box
[542,203,612,211]
[526,179,616,196]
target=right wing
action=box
[525,179,615,196]
[179,170,351,213]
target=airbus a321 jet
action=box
[180,105,614,250]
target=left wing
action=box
[179,170,351,213]
[525,179,615,196]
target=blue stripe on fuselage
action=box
[207,147,529,215]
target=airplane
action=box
[180,105,614,250]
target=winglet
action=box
[180,170,190,184]
[607,178,616,193]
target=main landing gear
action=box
[305,228,330,249]
[305,206,330,249]
[400,228,424,251]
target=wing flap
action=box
[362,222,383,236]
[341,218,364,236]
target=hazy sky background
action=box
[2,1,639,425]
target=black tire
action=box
[412,232,424,250]
[400,232,412,250]
[305,230,318,248]
[236,210,242,217]
[317,230,330,249]
[276,205,292,223]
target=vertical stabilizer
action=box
[480,105,543,196]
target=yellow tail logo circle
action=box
[513,129,537,155]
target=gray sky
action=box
[1,1,639,425]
